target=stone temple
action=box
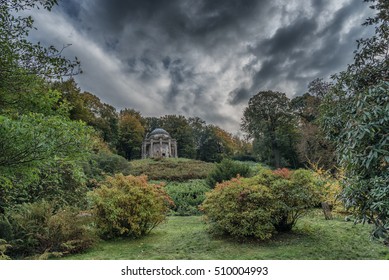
[141,128,178,159]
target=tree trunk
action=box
[274,215,293,232]
[273,148,281,169]
[270,130,281,168]
[321,202,333,220]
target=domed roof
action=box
[148,128,170,138]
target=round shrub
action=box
[89,174,173,239]
[271,169,322,231]
[201,178,276,240]
[201,168,322,239]
[206,159,252,188]
[164,180,211,216]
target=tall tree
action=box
[188,116,207,158]
[320,0,389,239]
[197,125,233,162]
[0,0,80,79]
[0,0,92,211]
[291,79,336,170]
[117,109,145,160]
[241,91,298,168]
[52,79,119,148]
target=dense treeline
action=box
[52,76,338,170]
[51,78,253,162]
[52,77,338,170]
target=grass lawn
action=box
[64,211,389,260]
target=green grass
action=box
[129,158,214,181]
[63,211,389,260]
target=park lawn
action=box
[63,211,389,260]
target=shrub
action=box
[271,169,322,231]
[89,174,173,239]
[201,168,322,239]
[164,180,211,216]
[201,178,275,240]
[309,163,345,219]
[1,161,89,212]
[0,239,11,260]
[272,168,292,179]
[94,152,131,175]
[0,216,12,241]
[232,155,258,162]
[0,201,97,259]
[206,159,251,188]
[83,151,131,188]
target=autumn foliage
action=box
[89,174,173,239]
[201,167,322,239]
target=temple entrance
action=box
[141,128,178,159]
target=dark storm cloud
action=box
[37,0,374,132]
[57,0,81,20]
[165,58,194,104]
[62,0,266,47]
[60,0,272,113]
[228,87,251,106]
[228,0,372,105]
[260,17,318,56]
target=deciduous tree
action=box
[291,80,336,170]
[241,91,298,168]
[117,109,145,160]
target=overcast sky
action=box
[29,0,373,133]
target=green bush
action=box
[83,151,131,188]
[201,168,322,239]
[1,161,89,212]
[271,169,322,231]
[232,155,257,162]
[89,174,173,239]
[201,178,275,239]
[164,180,211,216]
[206,159,252,188]
[0,239,11,260]
[0,201,97,259]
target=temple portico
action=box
[142,128,178,159]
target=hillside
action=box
[129,158,215,181]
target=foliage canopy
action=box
[320,0,389,239]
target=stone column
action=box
[174,141,178,158]
[141,142,144,159]
[150,140,154,158]
[160,138,163,157]
[168,139,171,158]
[143,142,147,159]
